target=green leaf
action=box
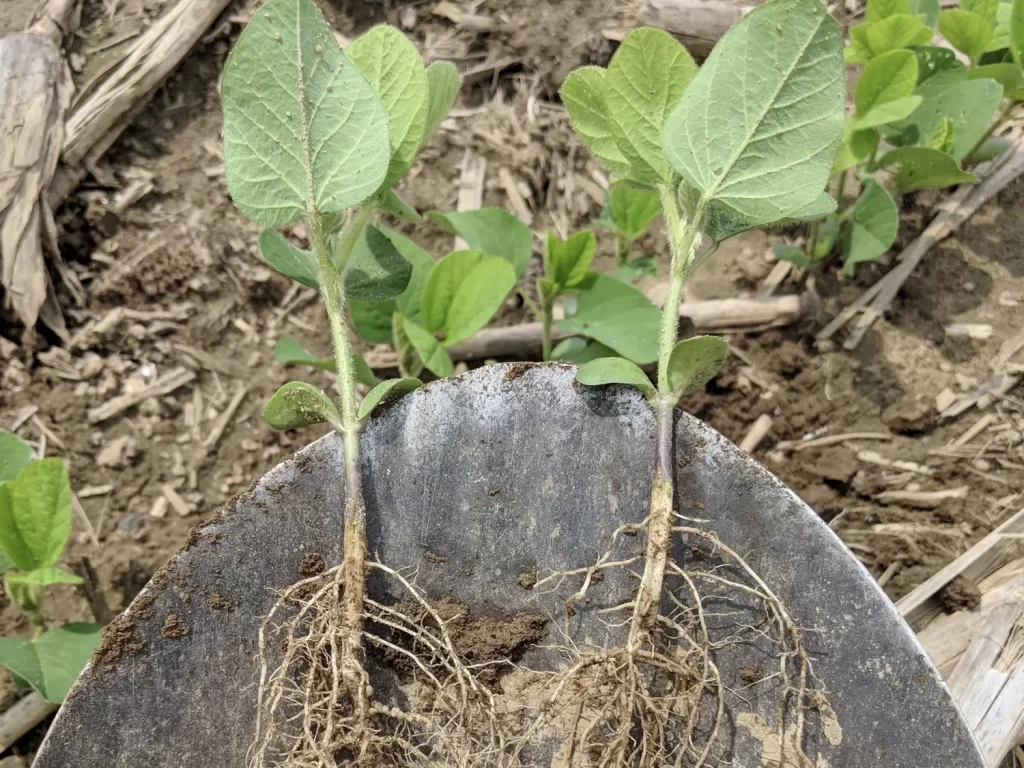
[667,336,729,398]
[0,431,33,484]
[926,116,955,152]
[547,230,597,289]
[846,25,876,64]
[557,274,661,364]
[258,229,318,289]
[560,67,633,175]
[344,225,413,300]
[604,28,698,184]
[663,0,844,225]
[551,338,620,364]
[378,188,421,222]
[426,208,533,277]
[911,45,962,82]
[963,0,1000,24]
[900,79,1004,159]
[383,228,436,321]
[401,318,454,377]
[607,184,661,241]
[354,355,382,388]
[0,549,13,575]
[865,14,934,54]
[350,300,395,343]
[908,0,940,27]
[844,181,899,274]
[880,146,977,191]
[1012,0,1024,65]
[575,358,656,400]
[0,623,102,703]
[969,135,1011,162]
[939,10,994,59]
[348,25,429,189]
[968,62,1024,93]
[0,459,72,572]
[617,257,659,281]
[868,0,911,23]
[773,243,811,269]
[703,192,835,244]
[6,567,83,587]
[274,336,334,371]
[833,127,880,173]
[263,382,340,430]
[392,313,424,378]
[421,252,515,345]
[815,217,841,259]
[423,61,461,143]
[421,250,480,332]
[358,378,422,419]
[853,49,921,129]
[221,0,391,226]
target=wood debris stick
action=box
[645,0,761,58]
[898,506,1024,630]
[498,167,533,226]
[87,367,195,423]
[432,1,496,31]
[951,413,996,448]
[68,302,191,348]
[739,414,772,453]
[162,484,191,517]
[9,406,39,433]
[857,450,934,476]
[774,431,892,452]
[77,484,114,498]
[31,415,64,451]
[87,235,168,299]
[875,487,969,509]
[821,130,1024,350]
[74,556,113,625]
[945,323,994,340]
[453,151,486,250]
[757,260,793,297]
[197,385,248,458]
[71,493,101,549]
[0,692,58,752]
[992,328,1024,372]
[943,373,1021,418]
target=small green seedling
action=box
[594,182,661,280]
[0,431,101,703]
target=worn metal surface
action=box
[35,363,984,767]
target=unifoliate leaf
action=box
[911,45,961,82]
[378,188,421,222]
[900,79,1003,159]
[6,567,83,587]
[560,67,633,175]
[962,0,999,24]
[264,382,340,430]
[663,0,844,225]
[358,378,422,419]
[604,28,698,184]
[608,184,661,241]
[844,181,898,274]
[853,49,921,129]
[378,229,434,321]
[557,274,660,364]
[969,135,1012,162]
[667,336,729,398]
[274,336,335,371]
[909,0,940,27]
[401,318,454,377]
[868,0,911,23]
[350,300,395,343]
[442,257,517,345]
[348,25,429,189]
[865,14,934,54]
[926,116,956,152]
[221,0,391,226]
[0,623,102,703]
[344,225,413,300]
[0,431,33,484]
[0,459,72,572]
[575,358,656,400]
[773,243,811,269]
[426,208,533,277]
[354,355,383,388]
[547,230,596,289]
[258,229,319,288]
[423,61,461,142]
[968,62,1024,93]
[881,146,976,191]
[939,10,994,58]
[1012,0,1024,65]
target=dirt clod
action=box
[208,592,234,612]
[92,615,145,673]
[160,613,189,639]
[299,552,326,578]
[517,569,537,589]
[883,399,937,435]
[938,576,982,613]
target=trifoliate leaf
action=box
[401,318,454,377]
[880,146,976,191]
[0,431,33,484]
[547,230,596,289]
[867,0,911,23]
[606,184,661,241]
[560,67,633,176]
[0,623,102,703]
[423,61,461,142]
[939,10,994,59]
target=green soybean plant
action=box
[594,182,662,280]
[0,431,101,704]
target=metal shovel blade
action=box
[34,364,984,767]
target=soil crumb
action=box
[92,615,145,673]
[299,552,326,578]
[208,592,234,612]
[517,569,538,589]
[938,576,982,613]
[161,613,190,639]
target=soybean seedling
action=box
[0,431,101,703]
[222,4,507,766]
[534,0,846,762]
[595,182,661,280]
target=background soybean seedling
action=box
[0,431,101,704]
[594,182,662,280]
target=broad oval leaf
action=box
[258,229,319,288]
[854,50,919,125]
[0,623,102,703]
[833,127,880,173]
[899,79,1003,159]
[344,225,413,300]
[401,318,454,377]
[867,0,911,23]
[561,66,633,175]
[844,180,898,275]
[426,208,533,278]
[6,566,83,587]
[421,250,483,332]
[667,335,729,398]
[385,227,436,320]
[556,274,661,364]
[348,26,429,188]
[392,313,425,378]
[444,258,517,345]
[575,358,656,400]
[968,63,1024,93]
[607,183,661,241]
[264,381,340,430]
[274,336,335,371]
[939,10,994,59]
[0,458,72,572]
[864,14,934,55]
[911,45,961,83]
[350,299,396,343]
[0,431,33,484]
[547,230,597,289]
[963,0,999,24]
[221,0,391,226]
[604,28,698,184]
[424,61,461,142]
[704,192,835,243]
[663,0,844,225]
[358,378,422,419]
[1012,0,1024,65]
[880,146,976,191]
[851,95,922,129]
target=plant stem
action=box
[966,100,1015,163]
[805,220,820,262]
[541,298,554,362]
[615,233,629,266]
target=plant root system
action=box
[250,561,522,768]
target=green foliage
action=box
[378,189,421,223]
[969,62,1024,93]
[551,338,619,364]
[0,431,33,484]
[880,146,977,190]
[909,0,941,27]
[868,0,911,23]
[344,226,413,300]
[1013,0,1024,65]
[575,358,656,400]
[273,337,380,388]
[596,184,661,273]
[426,208,533,278]
[258,229,319,288]
[557,275,661,364]
[0,623,102,703]
[421,251,516,345]
[358,378,422,419]
[401,318,454,377]
[970,135,1012,161]
[940,10,995,59]
[773,244,811,269]
[844,181,899,274]
[0,459,73,573]
[667,336,729,400]
[264,382,341,430]
[546,231,596,290]
[561,67,632,175]
[424,62,461,141]
[852,50,922,129]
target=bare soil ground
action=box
[2,0,1024,761]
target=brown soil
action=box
[159,612,189,638]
